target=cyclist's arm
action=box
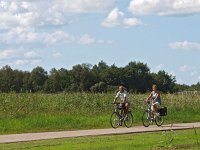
[113,92,119,103]
[146,92,152,102]
[113,97,117,103]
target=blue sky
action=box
[0,0,200,85]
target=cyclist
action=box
[113,85,130,118]
[146,84,161,113]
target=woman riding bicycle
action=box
[146,84,161,113]
[113,85,130,117]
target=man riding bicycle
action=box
[113,85,130,118]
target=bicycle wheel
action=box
[142,110,150,127]
[124,111,133,128]
[155,115,164,126]
[110,112,120,128]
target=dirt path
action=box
[1,122,200,144]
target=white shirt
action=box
[116,90,129,102]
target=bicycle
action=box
[110,103,133,128]
[142,101,165,127]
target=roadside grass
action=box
[0,129,200,150]
[0,114,111,134]
[1,93,200,134]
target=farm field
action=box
[1,93,200,134]
[1,128,200,150]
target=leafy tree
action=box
[29,66,48,92]
[151,70,176,93]
[70,64,95,92]
[58,68,71,91]
[172,84,190,92]
[12,70,24,92]
[0,61,183,93]
[90,82,107,93]
[0,66,14,92]
[124,62,152,93]
[22,71,32,92]
[44,68,61,93]
[190,82,200,91]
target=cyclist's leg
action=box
[118,103,123,118]
[125,102,129,115]
[150,104,156,119]
[153,102,160,113]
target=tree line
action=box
[0,61,198,93]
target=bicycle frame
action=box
[142,101,164,127]
[110,103,133,128]
[146,101,158,114]
[114,103,126,118]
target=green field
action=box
[1,129,200,150]
[1,93,200,134]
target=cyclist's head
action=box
[119,85,124,92]
[152,84,157,91]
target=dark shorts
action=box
[120,102,130,108]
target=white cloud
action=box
[0,12,18,29]
[0,27,75,44]
[0,49,17,60]
[129,0,200,16]
[78,34,95,45]
[43,31,75,44]
[77,34,113,45]
[179,65,190,72]
[52,0,115,14]
[15,60,29,65]
[0,0,115,47]
[14,59,42,66]
[0,27,38,44]
[123,18,143,28]
[0,27,112,45]
[169,41,200,50]
[0,0,115,29]
[24,51,38,59]
[0,1,42,29]
[198,76,200,80]
[102,8,143,28]
[0,49,42,66]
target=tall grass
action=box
[0,93,200,134]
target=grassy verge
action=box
[1,93,200,134]
[0,114,111,134]
[1,129,200,150]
